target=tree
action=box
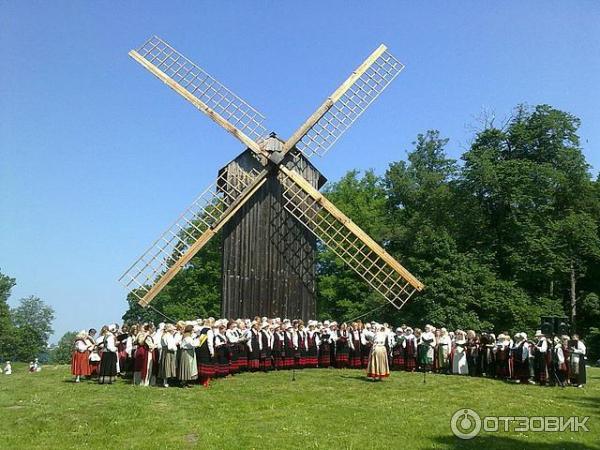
[122,236,222,324]
[50,331,77,364]
[0,270,16,359]
[11,296,55,361]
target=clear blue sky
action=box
[1,1,599,342]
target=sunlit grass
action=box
[0,363,598,449]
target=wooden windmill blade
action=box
[284,44,404,158]
[129,36,268,156]
[277,166,424,310]
[119,165,269,307]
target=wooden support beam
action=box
[283,44,387,153]
[138,174,269,306]
[279,166,424,291]
[129,50,267,158]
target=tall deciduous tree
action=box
[11,296,55,361]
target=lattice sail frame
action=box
[119,166,264,304]
[294,47,404,158]
[278,167,423,309]
[133,36,268,143]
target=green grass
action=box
[0,363,598,449]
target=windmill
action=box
[119,36,424,320]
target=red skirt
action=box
[71,351,91,376]
[405,357,417,371]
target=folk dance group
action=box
[70,319,588,388]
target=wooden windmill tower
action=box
[119,36,424,319]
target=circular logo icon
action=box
[450,408,481,440]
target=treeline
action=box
[0,271,55,361]
[123,105,600,359]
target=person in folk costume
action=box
[391,328,405,370]
[361,322,374,369]
[465,330,480,377]
[383,323,395,358]
[272,325,286,370]
[177,325,198,387]
[569,334,587,387]
[435,328,452,374]
[260,322,274,371]
[236,320,249,372]
[479,333,496,377]
[115,325,129,376]
[296,322,309,369]
[451,330,469,375]
[552,336,569,386]
[348,322,361,369]
[403,327,418,372]
[494,333,511,379]
[532,330,549,385]
[413,328,423,371]
[87,328,101,378]
[173,321,185,375]
[318,321,333,368]
[98,325,118,384]
[196,319,215,387]
[226,321,241,375]
[366,324,390,381]
[71,330,92,382]
[305,321,320,368]
[246,321,262,371]
[418,325,435,372]
[158,324,177,387]
[214,322,231,378]
[152,323,165,376]
[284,324,297,369]
[121,325,136,379]
[334,323,350,368]
[3,361,11,375]
[133,324,157,387]
[511,333,531,384]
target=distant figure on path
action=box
[29,359,41,373]
[3,361,11,375]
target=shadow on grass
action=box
[432,434,598,450]
[338,374,384,383]
[558,394,600,413]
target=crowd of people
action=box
[70,317,588,388]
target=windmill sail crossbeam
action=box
[278,167,422,310]
[134,36,268,142]
[295,49,404,158]
[118,167,262,303]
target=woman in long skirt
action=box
[196,320,215,387]
[214,324,230,378]
[98,326,118,384]
[159,324,177,387]
[569,335,587,387]
[318,326,333,368]
[71,330,91,382]
[177,325,198,387]
[334,323,350,368]
[391,328,405,370]
[367,325,390,381]
[260,323,273,371]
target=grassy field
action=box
[0,363,598,449]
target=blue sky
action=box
[1,1,599,342]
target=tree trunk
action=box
[570,259,576,331]
[549,280,554,297]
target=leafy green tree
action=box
[0,270,16,359]
[122,236,222,324]
[11,296,55,361]
[50,331,77,364]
